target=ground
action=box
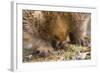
[23,37,91,62]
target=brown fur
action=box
[23,10,91,56]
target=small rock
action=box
[25,55,33,60]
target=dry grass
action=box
[23,42,91,63]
